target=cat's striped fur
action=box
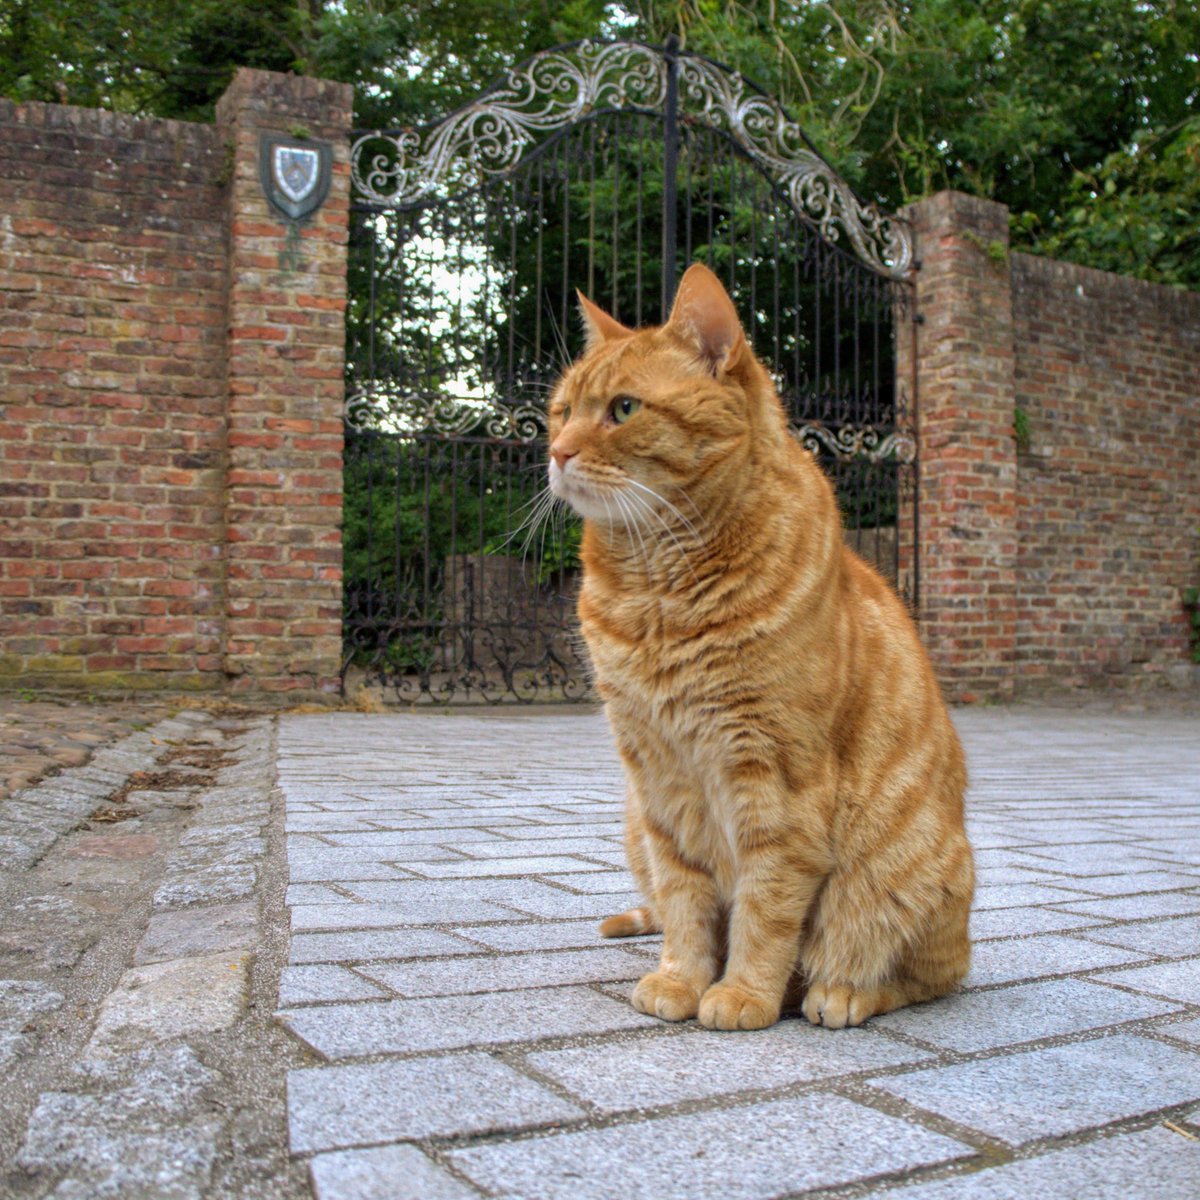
[548,263,973,1029]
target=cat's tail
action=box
[598,906,661,938]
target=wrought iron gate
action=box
[343,38,917,704]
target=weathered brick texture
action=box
[1011,255,1200,689]
[909,191,1199,696]
[906,193,1018,700]
[216,72,352,695]
[0,69,351,697]
[0,102,228,690]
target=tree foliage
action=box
[633,0,1200,288]
[4,0,1196,286]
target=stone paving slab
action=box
[288,928,477,964]
[526,1024,933,1112]
[449,1093,974,1199]
[1077,913,1200,957]
[287,1052,585,1153]
[273,706,1200,1198]
[358,946,653,998]
[963,930,1152,987]
[885,1126,1200,1199]
[873,976,1181,1052]
[309,1145,478,1200]
[868,1032,1200,1146]
[279,984,659,1058]
[1092,957,1200,1004]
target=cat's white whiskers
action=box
[494,487,553,552]
[544,305,574,374]
[613,489,654,578]
[625,478,702,541]
[621,486,700,584]
[498,485,563,577]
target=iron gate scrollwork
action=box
[343,37,918,704]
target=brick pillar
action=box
[215,70,352,697]
[904,191,1017,700]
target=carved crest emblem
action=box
[259,135,332,221]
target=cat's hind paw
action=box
[632,971,702,1021]
[802,981,904,1029]
[697,982,780,1031]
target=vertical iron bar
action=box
[771,196,780,379]
[662,34,680,316]
[535,156,544,367]
[728,144,738,292]
[449,438,460,675]
[706,127,715,267]
[683,119,693,265]
[421,435,432,694]
[749,172,758,342]
[507,178,517,396]
[635,119,644,324]
[366,213,377,384]
[391,430,401,672]
[612,120,620,320]
[852,264,861,429]
[448,207,463,409]
[873,275,881,426]
[793,218,801,409]
[814,235,823,419]
[561,137,571,358]
[587,119,596,299]
[833,255,841,427]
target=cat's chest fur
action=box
[580,592,774,892]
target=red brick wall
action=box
[0,70,351,697]
[216,72,351,695]
[906,192,1018,700]
[1012,254,1200,689]
[0,103,228,690]
[3,113,1193,702]
[909,190,1199,696]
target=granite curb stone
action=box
[2,712,307,1198]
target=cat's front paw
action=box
[697,982,780,1031]
[632,971,702,1021]
[802,981,903,1028]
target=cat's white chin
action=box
[549,464,624,523]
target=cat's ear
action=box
[666,262,747,375]
[576,291,632,351]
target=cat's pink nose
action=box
[550,445,576,470]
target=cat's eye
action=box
[610,395,641,424]
[561,405,572,423]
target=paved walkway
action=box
[275,707,1200,1199]
[1,703,1198,1197]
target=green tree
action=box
[632,0,1200,287]
[7,1,1196,285]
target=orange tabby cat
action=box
[547,262,973,1030]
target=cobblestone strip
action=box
[275,707,1200,1199]
[0,715,307,1199]
[0,710,210,877]
[0,699,172,801]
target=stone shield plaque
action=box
[259,135,332,221]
